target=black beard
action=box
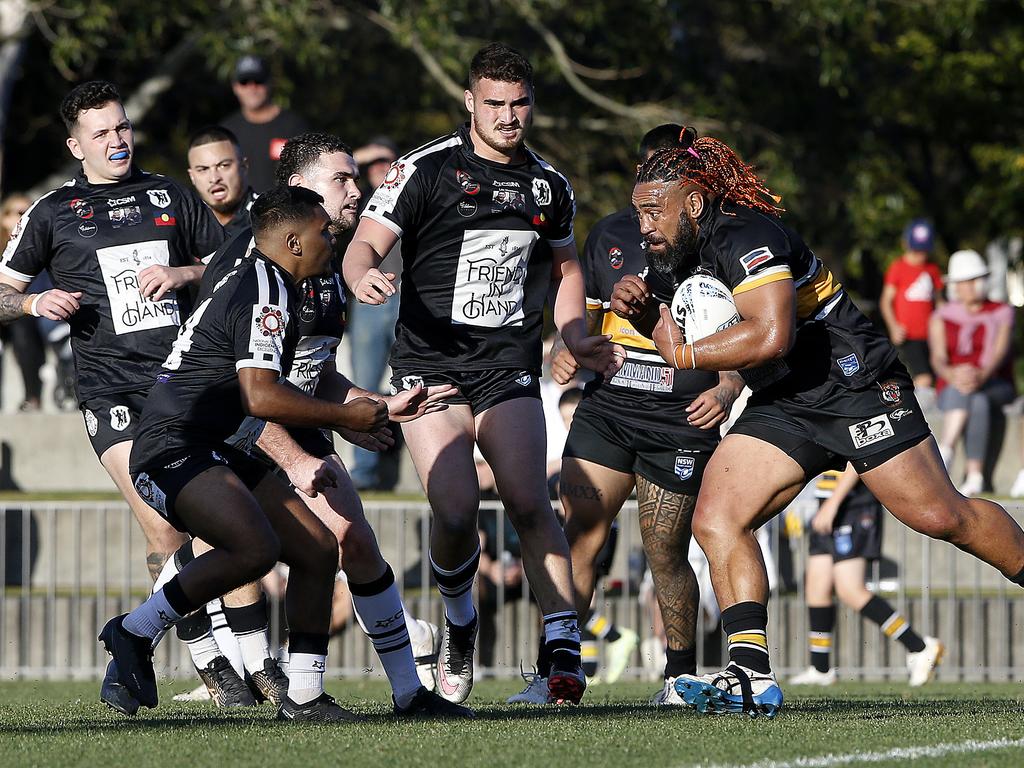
[648,210,699,278]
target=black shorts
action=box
[131,445,269,533]
[390,367,540,415]
[808,497,883,562]
[897,340,933,379]
[80,389,149,457]
[729,361,932,478]
[562,403,715,495]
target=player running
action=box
[613,126,1024,718]
[344,43,622,705]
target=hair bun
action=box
[679,126,698,149]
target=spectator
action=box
[880,219,943,393]
[348,138,402,490]
[930,250,1014,496]
[221,56,308,193]
[0,193,45,411]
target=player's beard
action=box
[648,210,699,277]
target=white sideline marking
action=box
[693,737,1024,768]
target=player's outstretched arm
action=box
[0,275,81,323]
[256,422,338,497]
[343,218,398,305]
[312,360,457,422]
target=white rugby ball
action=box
[671,273,740,342]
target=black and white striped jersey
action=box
[0,168,225,401]
[129,249,298,473]
[360,122,575,372]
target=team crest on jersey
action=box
[739,246,774,275]
[400,375,424,391]
[879,379,902,406]
[109,405,131,432]
[609,246,624,270]
[70,198,93,219]
[837,353,860,376]
[456,169,480,195]
[83,409,98,437]
[674,455,695,481]
[531,178,552,206]
[147,190,171,209]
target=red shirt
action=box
[935,300,1015,392]
[884,258,943,340]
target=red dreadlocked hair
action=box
[636,127,783,215]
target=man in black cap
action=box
[221,55,308,193]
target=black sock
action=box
[722,601,771,674]
[175,611,213,641]
[537,630,551,678]
[860,595,925,653]
[665,647,697,678]
[808,605,835,673]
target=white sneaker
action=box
[434,614,477,703]
[506,668,549,705]
[411,619,440,691]
[788,666,837,686]
[675,663,784,718]
[907,636,944,686]
[172,682,212,702]
[651,676,686,706]
[1010,470,1024,498]
[958,473,984,497]
[603,628,639,683]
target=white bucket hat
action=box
[946,249,989,283]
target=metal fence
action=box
[2,499,1023,681]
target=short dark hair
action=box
[275,133,354,185]
[638,124,685,164]
[469,43,533,89]
[250,185,325,240]
[60,80,122,133]
[188,125,241,153]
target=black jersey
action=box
[223,188,256,241]
[129,250,298,473]
[579,207,718,443]
[647,200,897,401]
[0,169,225,400]
[361,123,576,372]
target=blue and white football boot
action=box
[674,662,783,718]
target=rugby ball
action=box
[671,273,741,343]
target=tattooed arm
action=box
[0,280,29,323]
[0,275,82,323]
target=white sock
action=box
[186,632,223,669]
[123,588,184,640]
[287,652,326,705]
[430,549,479,627]
[236,628,272,677]
[351,575,420,707]
[208,600,245,678]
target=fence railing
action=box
[2,499,1022,681]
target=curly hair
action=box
[469,43,533,89]
[275,133,353,185]
[637,127,782,215]
[60,80,122,133]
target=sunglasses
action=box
[236,78,267,86]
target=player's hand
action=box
[569,334,625,379]
[610,274,650,319]
[336,396,390,433]
[383,383,458,422]
[338,424,394,452]
[811,501,839,535]
[687,382,739,429]
[354,268,397,305]
[550,347,580,385]
[30,289,82,320]
[889,323,907,345]
[285,453,339,498]
[653,304,686,367]
[138,265,190,301]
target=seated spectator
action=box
[930,250,1014,496]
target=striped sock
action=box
[430,546,480,627]
[808,605,835,673]
[581,630,599,678]
[722,601,771,674]
[861,595,925,653]
[543,610,581,670]
[585,611,621,642]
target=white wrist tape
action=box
[28,292,44,317]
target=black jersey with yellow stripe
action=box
[578,207,719,441]
[679,200,896,399]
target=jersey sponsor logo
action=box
[609,360,674,393]
[83,409,99,437]
[452,229,538,328]
[739,246,774,275]
[107,195,136,206]
[96,240,180,334]
[456,169,480,195]
[457,199,477,217]
[78,221,98,238]
[890,407,914,421]
[108,205,142,228]
[837,353,860,376]
[154,212,176,227]
[491,189,526,213]
[674,455,695,481]
[147,190,171,209]
[299,286,317,323]
[249,303,287,360]
[70,198,94,219]
[879,379,902,406]
[531,178,552,206]
[133,473,167,514]
[515,372,533,386]
[109,405,131,432]
[849,414,895,450]
[493,180,521,188]
[608,246,624,270]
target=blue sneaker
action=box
[674,663,783,718]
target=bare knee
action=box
[905,502,965,542]
[432,505,479,542]
[692,501,742,548]
[834,576,869,608]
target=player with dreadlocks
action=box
[612,127,1024,718]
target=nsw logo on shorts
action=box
[837,353,860,377]
[515,372,533,387]
[674,455,695,481]
[849,414,895,450]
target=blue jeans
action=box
[347,297,400,487]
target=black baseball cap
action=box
[234,55,270,84]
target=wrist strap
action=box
[688,343,697,370]
[672,343,685,370]
[28,293,43,318]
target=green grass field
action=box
[1,679,1022,768]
